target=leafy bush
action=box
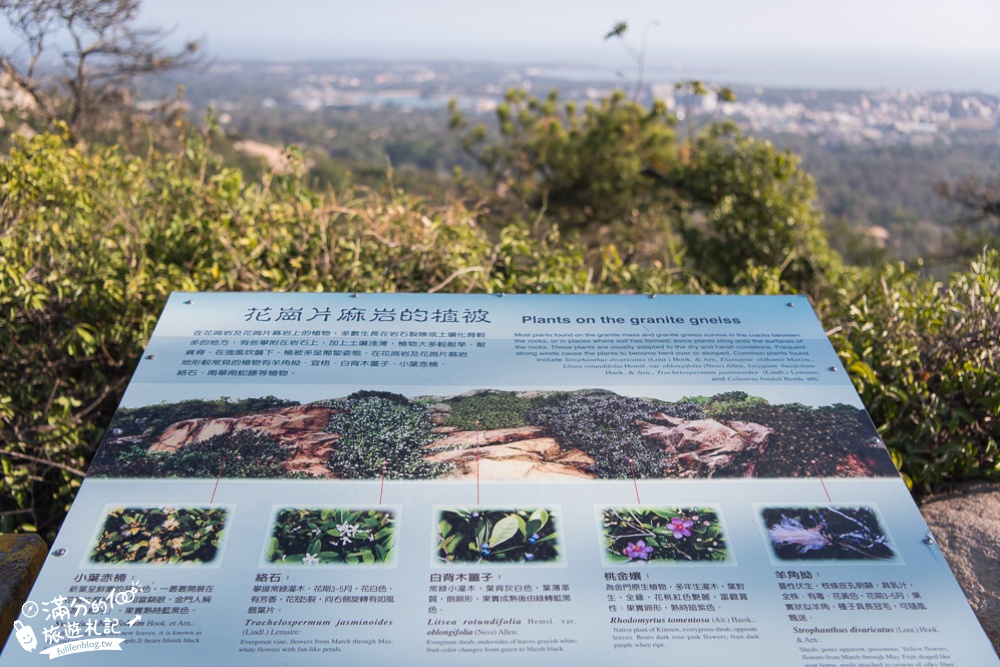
[696,391,769,417]
[676,124,840,294]
[326,394,447,480]
[526,392,720,479]
[453,91,839,294]
[157,430,295,478]
[444,391,532,430]
[86,440,163,478]
[2,130,680,539]
[830,251,1000,493]
[703,397,896,479]
[654,400,707,422]
[343,390,413,406]
[452,89,682,259]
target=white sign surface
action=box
[3,293,995,666]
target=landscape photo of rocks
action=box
[87,389,900,482]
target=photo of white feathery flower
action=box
[767,515,831,553]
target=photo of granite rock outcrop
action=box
[88,389,899,481]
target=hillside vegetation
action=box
[1,15,999,542]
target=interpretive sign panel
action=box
[3,293,996,666]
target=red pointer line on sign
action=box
[379,460,387,504]
[475,421,481,506]
[210,456,226,504]
[629,459,641,505]
[813,461,832,503]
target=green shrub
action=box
[3,124,997,542]
[3,130,665,539]
[87,440,162,478]
[695,391,769,417]
[676,125,840,294]
[156,430,295,478]
[444,391,532,430]
[453,91,839,295]
[703,399,897,479]
[829,251,1000,493]
[344,390,414,406]
[526,392,676,478]
[326,394,447,480]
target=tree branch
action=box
[1,450,88,478]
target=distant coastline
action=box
[523,51,1000,95]
[200,50,1000,95]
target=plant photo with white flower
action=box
[265,507,397,566]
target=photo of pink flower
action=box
[602,506,729,564]
[623,540,655,560]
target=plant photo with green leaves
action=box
[436,508,559,564]
[89,506,231,565]
[601,506,730,565]
[266,507,397,566]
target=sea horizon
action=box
[200,47,1000,95]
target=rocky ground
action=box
[919,482,1000,656]
[127,400,889,481]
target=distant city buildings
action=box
[714,89,997,146]
[173,60,1000,148]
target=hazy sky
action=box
[139,0,999,58]
[134,0,1000,90]
[6,0,998,90]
